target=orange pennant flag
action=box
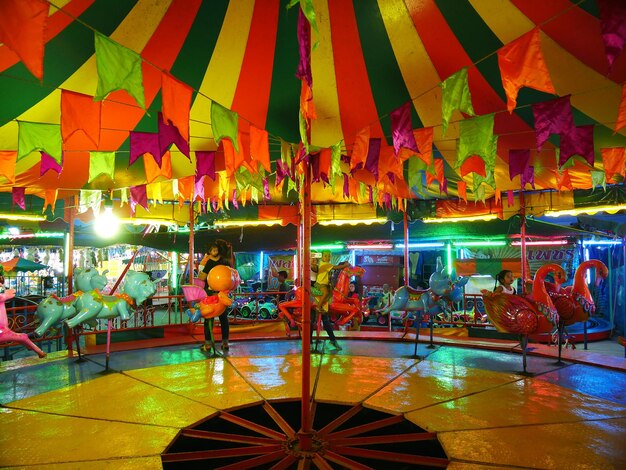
[556,169,573,191]
[350,127,370,171]
[319,148,331,179]
[0,0,48,80]
[61,90,101,148]
[0,151,17,184]
[457,180,467,202]
[434,158,445,184]
[601,147,626,183]
[495,188,502,205]
[250,124,270,173]
[497,28,556,113]
[615,83,626,134]
[223,132,246,177]
[162,72,192,142]
[43,188,58,213]
[300,81,316,121]
[144,151,172,184]
[378,145,403,180]
[177,175,194,206]
[412,127,434,165]
[460,155,486,177]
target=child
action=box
[313,250,348,313]
[494,270,516,295]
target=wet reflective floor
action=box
[1,339,625,468]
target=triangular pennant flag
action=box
[457,114,497,173]
[144,151,172,184]
[129,131,160,167]
[94,32,145,109]
[161,72,192,142]
[130,185,149,215]
[158,112,190,160]
[211,101,239,151]
[12,187,25,210]
[329,141,342,188]
[559,125,595,167]
[601,147,626,182]
[590,169,607,191]
[440,67,475,134]
[18,122,62,163]
[412,127,434,165]
[434,158,446,194]
[177,176,194,206]
[457,180,467,202]
[300,80,317,122]
[615,83,626,134]
[460,155,486,177]
[507,190,514,207]
[195,176,206,202]
[40,151,62,176]
[88,151,115,183]
[0,0,48,80]
[78,190,102,216]
[533,96,575,151]
[43,189,58,213]
[365,138,381,181]
[150,182,164,206]
[223,133,245,177]
[495,188,502,205]
[497,28,556,112]
[598,0,626,70]
[119,188,129,207]
[250,125,271,173]
[351,127,370,171]
[520,165,535,189]
[509,149,531,180]
[196,151,216,182]
[390,102,418,155]
[556,169,573,191]
[295,7,313,88]
[0,151,17,184]
[61,90,101,148]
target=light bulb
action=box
[94,207,120,239]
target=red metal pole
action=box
[404,211,409,287]
[189,202,195,284]
[520,190,528,291]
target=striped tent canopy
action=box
[1,0,626,219]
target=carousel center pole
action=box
[520,189,528,290]
[403,211,409,287]
[189,201,195,284]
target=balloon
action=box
[208,265,239,292]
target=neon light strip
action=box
[346,244,394,250]
[0,213,46,222]
[544,204,626,217]
[582,240,622,246]
[395,242,445,249]
[452,240,507,247]
[215,220,282,228]
[311,244,344,250]
[423,214,498,223]
[0,232,65,240]
[319,218,388,226]
[510,240,569,246]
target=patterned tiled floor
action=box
[1,339,625,468]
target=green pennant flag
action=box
[441,67,475,135]
[251,187,259,205]
[18,122,62,163]
[299,111,310,153]
[473,180,486,203]
[94,33,145,109]
[472,171,496,191]
[590,169,606,191]
[329,141,342,189]
[457,113,497,172]
[211,101,239,151]
[88,151,115,183]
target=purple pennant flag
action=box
[532,96,575,151]
[232,189,239,210]
[158,112,190,161]
[275,160,287,187]
[310,152,320,182]
[195,151,216,182]
[40,151,63,176]
[12,187,25,210]
[440,178,448,195]
[598,0,626,70]
[390,102,418,155]
[130,184,148,216]
[195,176,206,202]
[263,177,270,200]
[130,131,160,167]
[365,138,381,181]
[521,166,535,189]
[343,173,349,198]
[559,125,595,167]
[368,186,373,203]
[296,8,312,88]
[508,149,531,180]
[211,199,218,212]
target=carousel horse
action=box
[374,257,469,335]
[481,263,565,373]
[0,285,46,358]
[181,265,240,357]
[277,265,365,337]
[547,259,608,362]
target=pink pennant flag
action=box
[615,83,626,134]
[532,96,575,151]
[195,151,216,182]
[61,90,101,148]
[559,125,595,167]
[129,185,148,216]
[12,187,26,210]
[263,177,270,200]
[40,151,63,176]
[129,131,160,167]
[598,0,626,70]
[365,138,381,181]
[521,165,535,189]
[158,112,190,160]
[296,8,312,88]
[231,189,239,209]
[343,173,350,198]
[390,102,418,155]
[195,176,206,202]
[507,190,514,207]
[508,149,531,180]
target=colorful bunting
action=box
[158,112,190,160]
[457,180,467,202]
[40,151,62,177]
[18,122,62,164]
[601,147,626,182]
[559,125,595,167]
[88,151,115,183]
[61,90,101,148]
[440,67,475,135]
[0,152,17,184]
[0,0,48,80]
[508,149,531,180]
[195,151,216,182]
[365,138,381,181]
[615,83,626,134]
[130,185,149,215]
[456,114,497,173]
[211,101,239,151]
[144,151,172,184]
[43,189,58,213]
[129,131,160,167]
[177,176,194,206]
[94,32,145,109]
[556,169,573,192]
[223,134,245,177]
[295,7,313,88]
[195,176,206,202]
[590,169,607,191]
[161,72,192,142]
[350,127,370,171]
[412,127,434,166]
[521,165,535,189]
[533,96,575,151]
[598,0,626,70]
[78,190,101,215]
[507,190,514,207]
[497,28,555,113]
[390,102,418,155]
[12,187,25,210]
[250,125,271,172]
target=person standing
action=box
[198,240,232,351]
[313,250,349,314]
[277,270,289,302]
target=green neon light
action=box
[446,243,453,275]
[0,232,65,240]
[171,252,178,290]
[452,240,507,247]
[311,244,344,250]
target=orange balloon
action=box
[208,265,239,292]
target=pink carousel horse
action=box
[0,285,46,358]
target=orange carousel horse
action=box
[278,265,366,336]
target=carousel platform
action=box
[1,329,625,468]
